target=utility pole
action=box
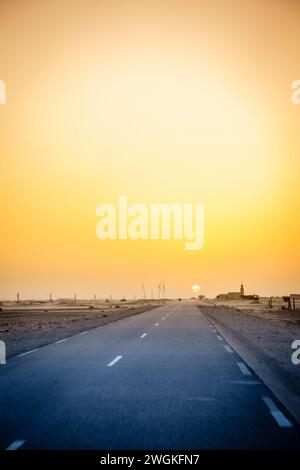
[74,293,77,303]
[16,292,20,303]
[49,293,53,302]
[141,282,146,300]
[158,283,161,299]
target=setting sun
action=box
[192,285,201,294]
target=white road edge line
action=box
[212,329,217,333]
[6,439,26,450]
[262,397,293,428]
[17,349,39,357]
[140,333,147,338]
[79,331,88,335]
[217,335,223,341]
[237,362,252,376]
[107,355,123,367]
[155,323,159,326]
[224,345,234,353]
[54,338,68,344]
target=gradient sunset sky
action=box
[0,0,299,299]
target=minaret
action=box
[240,283,244,297]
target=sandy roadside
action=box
[198,302,300,424]
[0,301,165,358]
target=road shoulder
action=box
[199,305,300,425]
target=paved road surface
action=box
[0,301,299,450]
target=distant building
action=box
[216,284,259,301]
[227,292,241,300]
[242,294,259,300]
[216,294,229,300]
[290,294,300,299]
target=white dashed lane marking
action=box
[107,355,123,367]
[224,345,234,353]
[237,362,252,376]
[155,323,159,326]
[6,439,25,450]
[262,397,293,428]
[217,335,223,341]
[140,333,147,338]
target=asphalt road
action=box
[0,301,299,450]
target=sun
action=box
[192,285,200,293]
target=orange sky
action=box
[0,0,299,299]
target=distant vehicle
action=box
[178,298,182,301]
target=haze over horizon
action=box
[1,0,299,300]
